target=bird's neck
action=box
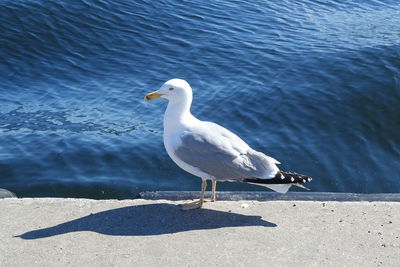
[164,99,196,134]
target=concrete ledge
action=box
[1,197,399,266]
[0,188,16,198]
[140,191,400,202]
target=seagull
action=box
[145,79,312,210]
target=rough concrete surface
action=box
[1,198,399,266]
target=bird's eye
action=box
[168,87,174,91]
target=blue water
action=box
[1,0,399,199]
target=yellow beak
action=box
[144,91,163,101]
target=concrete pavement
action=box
[1,196,399,266]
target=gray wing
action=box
[174,122,279,180]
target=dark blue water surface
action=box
[1,0,399,198]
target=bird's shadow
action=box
[16,203,276,239]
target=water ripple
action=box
[1,0,399,198]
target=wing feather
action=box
[174,122,279,180]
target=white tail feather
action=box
[247,183,291,194]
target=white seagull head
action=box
[145,78,192,104]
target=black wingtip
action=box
[243,171,312,185]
